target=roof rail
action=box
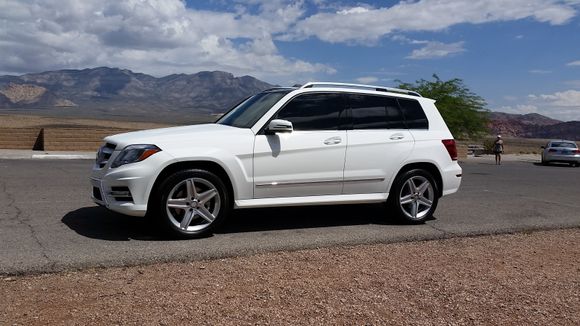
[300,82,422,97]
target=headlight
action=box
[111,144,161,168]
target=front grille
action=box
[110,186,133,202]
[96,142,116,168]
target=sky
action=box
[1,0,580,121]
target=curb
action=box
[0,150,95,160]
[31,154,94,160]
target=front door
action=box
[253,92,347,198]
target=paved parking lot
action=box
[0,158,579,275]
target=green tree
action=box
[397,74,489,139]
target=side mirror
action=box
[266,119,293,134]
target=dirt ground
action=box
[1,229,579,325]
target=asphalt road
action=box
[1,158,579,275]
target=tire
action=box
[153,169,231,238]
[387,169,439,224]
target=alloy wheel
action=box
[165,177,221,232]
[398,175,434,220]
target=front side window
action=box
[217,90,290,128]
[273,93,344,130]
[349,94,406,129]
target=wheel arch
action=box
[390,162,443,198]
[147,160,235,213]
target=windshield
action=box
[217,90,291,128]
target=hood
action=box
[104,123,253,149]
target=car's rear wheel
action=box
[154,169,231,238]
[388,169,439,224]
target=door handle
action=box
[389,133,405,140]
[324,136,342,145]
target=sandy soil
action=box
[1,228,578,325]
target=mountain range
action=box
[0,67,578,139]
[489,112,580,140]
[0,67,272,121]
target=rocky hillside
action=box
[489,112,579,140]
[0,67,273,116]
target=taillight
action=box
[442,139,458,161]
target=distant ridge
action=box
[489,112,579,140]
[0,67,273,119]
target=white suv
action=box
[91,82,462,238]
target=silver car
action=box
[541,140,580,167]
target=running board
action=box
[235,193,389,209]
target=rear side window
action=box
[349,94,406,129]
[274,93,344,130]
[398,98,429,129]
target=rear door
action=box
[253,92,347,198]
[342,94,414,194]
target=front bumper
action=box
[90,176,148,217]
[90,150,173,217]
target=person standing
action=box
[493,135,504,165]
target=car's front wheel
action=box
[154,169,231,238]
[388,169,439,224]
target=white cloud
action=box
[498,89,580,121]
[529,69,552,74]
[355,76,379,84]
[529,90,580,107]
[497,105,539,115]
[391,36,465,60]
[407,41,466,60]
[525,89,580,121]
[0,0,334,80]
[286,0,577,43]
[337,7,371,15]
[567,60,580,66]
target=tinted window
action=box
[217,90,290,128]
[398,98,429,129]
[550,142,577,148]
[349,94,406,129]
[274,93,344,130]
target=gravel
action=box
[1,228,579,325]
